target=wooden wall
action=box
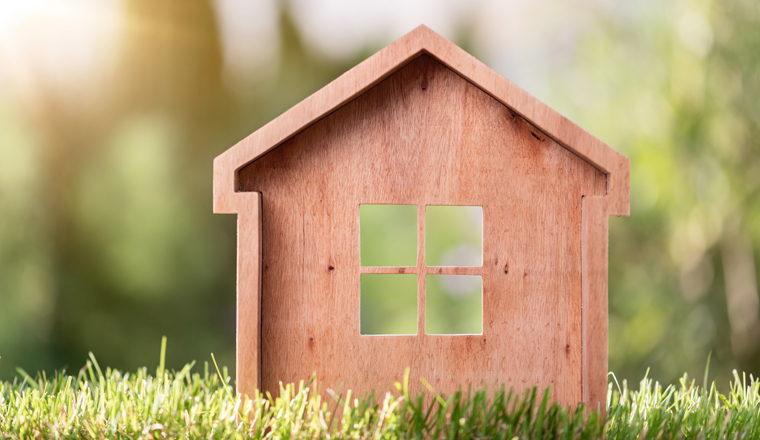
[237,55,607,405]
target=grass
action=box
[2,343,760,439]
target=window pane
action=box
[360,204,417,267]
[361,274,417,335]
[425,275,482,335]
[425,206,482,267]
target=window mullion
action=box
[417,204,426,336]
[360,267,416,274]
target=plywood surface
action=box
[236,192,263,396]
[581,195,609,413]
[213,25,628,217]
[236,55,606,406]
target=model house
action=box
[213,25,629,408]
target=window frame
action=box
[359,204,485,336]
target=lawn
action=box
[2,342,760,439]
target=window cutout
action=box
[360,204,417,267]
[426,206,482,267]
[361,274,417,335]
[425,275,482,335]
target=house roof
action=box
[213,25,629,216]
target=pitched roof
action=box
[213,25,629,216]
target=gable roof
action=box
[214,25,629,216]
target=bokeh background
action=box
[1,0,759,390]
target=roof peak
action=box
[213,25,628,216]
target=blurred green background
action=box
[1,0,758,389]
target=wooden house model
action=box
[213,25,629,408]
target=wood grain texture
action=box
[213,25,629,217]
[237,55,602,405]
[215,26,630,409]
[235,192,262,399]
[581,195,609,413]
